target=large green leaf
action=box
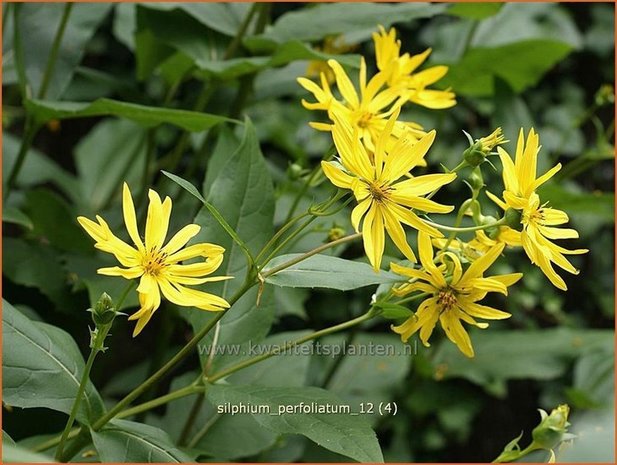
[432,328,614,397]
[447,2,503,20]
[24,98,233,131]
[91,419,193,462]
[263,254,402,290]
[2,301,105,424]
[207,384,384,463]
[73,119,146,212]
[246,3,447,50]
[442,39,573,97]
[3,238,73,310]
[4,3,112,98]
[314,333,411,425]
[3,443,53,463]
[2,133,78,198]
[150,372,278,460]
[189,120,275,369]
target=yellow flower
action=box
[297,58,425,151]
[321,111,456,271]
[306,35,355,84]
[391,232,522,357]
[487,129,587,290]
[372,26,456,109]
[78,183,231,336]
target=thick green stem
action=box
[261,232,361,278]
[207,308,379,383]
[38,2,73,99]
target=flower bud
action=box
[463,141,485,167]
[531,404,570,450]
[287,163,304,181]
[91,292,116,326]
[595,84,614,106]
[468,168,484,192]
[327,226,346,242]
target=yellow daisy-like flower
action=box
[372,26,456,109]
[78,183,231,336]
[391,232,522,357]
[321,111,456,271]
[487,128,588,290]
[297,57,425,151]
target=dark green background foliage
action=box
[2,2,614,463]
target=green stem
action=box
[54,347,98,460]
[38,2,74,99]
[260,216,318,268]
[261,232,361,278]
[12,4,28,99]
[4,118,40,202]
[441,198,473,250]
[254,212,311,264]
[177,391,206,446]
[116,384,204,420]
[424,217,507,233]
[187,413,220,448]
[394,292,429,307]
[284,147,335,223]
[207,308,379,383]
[32,428,79,453]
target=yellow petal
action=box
[383,209,416,262]
[162,224,201,255]
[321,161,354,189]
[122,182,144,250]
[328,59,359,108]
[439,310,474,358]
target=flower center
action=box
[356,111,373,128]
[142,248,168,276]
[368,182,390,203]
[437,288,457,312]
[523,207,545,226]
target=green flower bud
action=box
[504,208,523,231]
[531,404,570,450]
[327,226,346,242]
[91,292,116,326]
[287,163,304,180]
[463,142,486,167]
[595,84,615,107]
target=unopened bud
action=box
[531,404,570,450]
[463,142,485,167]
[327,226,346,242]
[287,163,304,181]
[468,168,484,192]
[595,84,614,106]
[91,292,116,326]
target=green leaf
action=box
[189,119,275,369]
[263,254,402,290]
[2,206,33,230]
[442,39,573,97]
[2,133,78,198]
[246,3,447,50]
[207,384,384,463]
[24,98,234,131]
[195,41,360,80]
[2,300,105,424]
[3,238,73,310]
[3,443,53,463]
[150,372,278,460]
[432,328,614,396]
[316,333,411,425]
[24,189,92,253]
[91,419,193,462]
[74,119,146,212]
[448,3,503,20]
[227,330,313,387]
[4,3,113,98]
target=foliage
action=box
[2,2,614,463]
